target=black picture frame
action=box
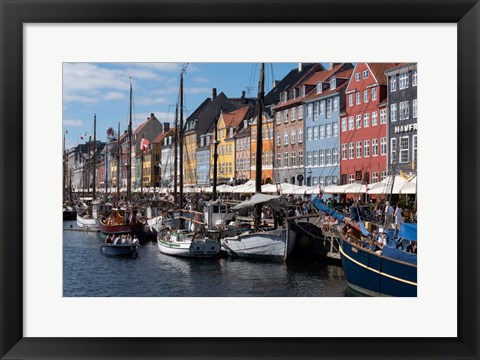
[1,0,479,359]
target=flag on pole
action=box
[140,138,151,152]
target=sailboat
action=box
[99,79,139,236]
[220,63,297,261]
[156,65,221,258]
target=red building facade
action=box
[340,63,398,186]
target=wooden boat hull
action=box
[339,237,417,297]
[76,214,98,228]
[100,244,139,257]
[220,227,295,261]
[157,231,221,258]
[98,220,132,235]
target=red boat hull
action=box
[98,220,132,235]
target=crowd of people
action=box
[105,234,139,245]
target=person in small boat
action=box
[113,235,122,245]
[132,235,139,245]
[105,235,113,244]
[376,228,388,252]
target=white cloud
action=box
[193,77,209,84]
[185,87,211,95]
[103,92,126,101]
[135,96,169,106]
[63,119,84,127]
[133,111,175,127]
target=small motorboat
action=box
[100,244,139,258]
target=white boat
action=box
[221,223,296,261]
[76,201,99,229]
[157,229,221,258]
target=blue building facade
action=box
[304,70,352,187]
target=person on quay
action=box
[384,201,394,225]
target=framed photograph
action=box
[1,0,478,359]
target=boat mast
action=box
[173,104,178,203]
[127,77,133,202]
[254,63,265,230]
[212,109,220,201]
[179,66,185,229]
[93,113,97,200]
[117,122,121,199]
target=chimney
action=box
[272,80,280,88]
[241,90,246,99]
[212,88,217,99]
[298,63,302,72]
[163,122,170,132]
[150,113,155,119]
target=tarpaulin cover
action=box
[398,223,417,242]
[312,197,345,222]
[359,222,371,237]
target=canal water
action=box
[63,221,358,297]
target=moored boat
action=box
[98,208,136,235]
[100,244,139,257]
[157,229,221,258]
[338,221,417,297]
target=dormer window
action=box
[317,83,322,94]
[300,86,305,97]
[293,88,297,99]
[330,77,336,89]
[284,91,288,102]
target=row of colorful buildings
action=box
[65,62,417,192]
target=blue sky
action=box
[62,62,298,150]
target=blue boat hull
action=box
[100,244,139,258]
[339,237,417,297]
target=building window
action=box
[326,149,331,165]
[326,99,332,118]
[349,174,355,184]
[300,86,305,97]
[330,78,336,89]
[412,71,417,87]
[372,87,377,101]
[371,111,378,126]
[284,110,289,123]
[349,93,353,107]
[275,112,281,124]
[332,176,338,185]
[391,103,397,122]
[363,89,369,103]
[291,128,296,144]
[372,172,378,183]
[298,105,303,119]
[284,152,289,167]
[326,124,332,138]
[291,107,296,121]
[298,128,303,143]
[320,101,325,115]
[356,92,361,105]
[400,136,410,163]
[372,138,378,156]
[364,113,370,127]
[307,104,313,118]
[307,151,312,167]
[390,138,397,164]
[333,97,339,112]
[380,109,387,124]
[380,137,387,155]
[356,141,362,158]
[313,177,319,185]
[412,135,418,164]
[284,131,289,145]
[355,73,361,82]
[348,116,354,130]
[333,148,338,165]
[307,127,313,141]
[269,125,273,139]
[356,114,362,129]
[364,140,370,157]
[317,150,322,166]
[291,151,296,166]
[381,171,387,181]
[251,128,255,141]
[298,150,304,166]
[399,73,409,89]
[363,70,369,79]
[400,101,409,120]
[342,118,347,132]
[314,126,320,140]
[276,132,281,146]
[390,76,396,92]
[333,122,339,137]
[252,152,255,165]
[314,102,320,119]
[276,153,281,167]
[342,144,347,160]
[413,99,418,118]
[349,142,354,159]
[317,83,323,94]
